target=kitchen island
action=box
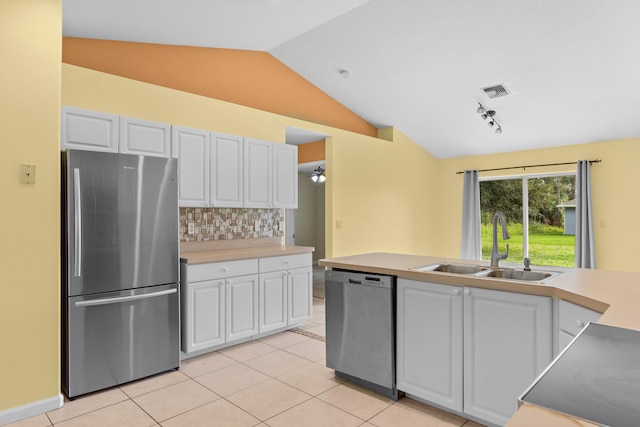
[319,252,640,427]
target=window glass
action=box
[479,174,575,267]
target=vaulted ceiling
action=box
[62,0,640,158]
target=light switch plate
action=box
[20,164,36,184]
[188,222,195,234]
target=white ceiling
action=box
[62,0,640,159]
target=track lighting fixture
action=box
[476,102,503,134]
[311,167,326,183]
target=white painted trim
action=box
[0,394,63,426]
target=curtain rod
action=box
[455,159,601,175]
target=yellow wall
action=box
[435,139,640,272]
[0,0,61,411]
[62,64,438,258]
[328,127,439,256]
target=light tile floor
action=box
[8,296,485,427]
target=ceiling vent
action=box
[482,84,510,99]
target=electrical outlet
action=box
[20,164,36,184]
[188,222,195,234]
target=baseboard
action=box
[0,394,63,426]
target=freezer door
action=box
[65,150,178,296]
[63,283,180,398]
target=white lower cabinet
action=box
[184,279,226,353]
[259,253,313,333]
[288,267,312,324]
[397,280,463,412]
[183,252,312,356]
[463,286,552,426]
[259,271,288,333]
[397,279,552,426]
[182,259,258,354]
[226,275,259,341]
[557,299,601,353]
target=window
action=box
[479,173,576,267]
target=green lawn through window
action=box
[481,223,575,267]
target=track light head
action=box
[476,103,502,134]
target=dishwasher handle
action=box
[327,271,394,289]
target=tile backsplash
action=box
[179,207,284,242]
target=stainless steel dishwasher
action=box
[325,269,398,400]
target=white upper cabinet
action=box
[61,106,119,153]
[210,132,244,207]
[62,107,299,209]
[244,138,273,208]
[119,116,171,158]
[273,143,298,208]
[172,126,210,207]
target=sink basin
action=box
[480,268,563,283]
[412,263,564,283]
[413,263,490,275]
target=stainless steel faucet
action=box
[491,211,510,268]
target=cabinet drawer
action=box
[558,299,601,336]
[187,259,259,282]
[259,253,312,273]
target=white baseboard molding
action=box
[0,394,63,426]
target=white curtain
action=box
[460,170,481,260]
[575,160,595,268]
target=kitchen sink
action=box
[479,268,563,283]
[413,263,490,275]
[412,263,563,283]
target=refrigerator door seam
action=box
[75,288,177,307]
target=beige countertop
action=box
[181,244,314,264]
[318,252,640,426]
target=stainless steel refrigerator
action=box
[62,149,180,399]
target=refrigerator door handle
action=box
[73,167,82,277]
[74,288,177,307]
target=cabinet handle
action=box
[576,320,585,328]
[453,289,461,295]
[464,289,471,296]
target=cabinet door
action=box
[211,132,244,207]
[259,271,288,333]
[226,275,259,342]
[172,126,210,207]
[463,287,552,426]
[119,116,171,157]
[244,138,272,208]
[557,299,601,353]
[184,280,225,353]
[288,267,312,325]
[396,279,463,412]
[61,106,118,152]
[273,143,298,208]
